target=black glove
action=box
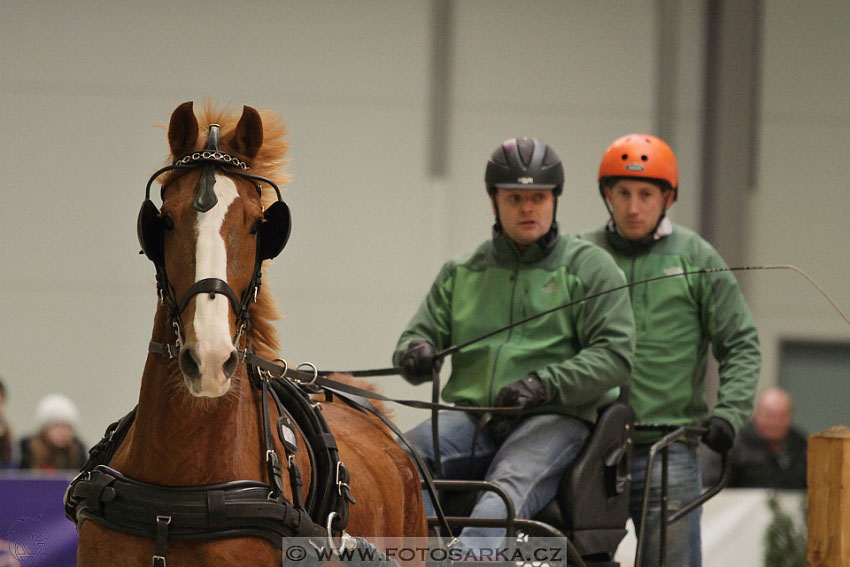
[399,339,442,383]
[701,416,735,453]
[493,374,547,409]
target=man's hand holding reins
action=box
[494,374,547,410]
[399,339,442,383]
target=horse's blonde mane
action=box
[191,101,291,358]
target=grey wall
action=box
[750,1,850,390]
[1,0,847,449]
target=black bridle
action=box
[137,124,291,358]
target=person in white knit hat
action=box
[19,393,87,470]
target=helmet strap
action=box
[490,194,503,232]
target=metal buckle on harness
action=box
[336,461,351,496]
[325,512,356,555]
[296,362,318,385]
[171,321,183,352]
[234,322,247,349]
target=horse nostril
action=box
[179,348,201,380]
[222,350,239,378]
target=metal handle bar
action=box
[425,480,588,567]
[634,424,730,567]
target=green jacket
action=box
[393,229,635,424]
[580,222,761,441]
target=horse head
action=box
[139,101,290,398]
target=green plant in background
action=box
[764,492,807,567]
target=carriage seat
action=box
[533,399,634,560]
[430,400,634,563]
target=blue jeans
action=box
[406,411,589,554]
[629,442,702,567]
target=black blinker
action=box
[258,201,291,261]
[137,199,164,265]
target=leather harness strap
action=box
[250,363,356,531]
[177,277,241,315]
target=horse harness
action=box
[65,130,403,565]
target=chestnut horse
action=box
[72,101,427,566]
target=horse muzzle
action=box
[179,341,239,397]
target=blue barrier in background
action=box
[1,472,78,567]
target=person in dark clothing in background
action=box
[728,387,807,489]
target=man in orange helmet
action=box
[581,134,761,566]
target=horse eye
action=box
[162,215,175,230]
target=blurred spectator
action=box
[19,393,87,471]
[729,387,807,489]
[0,377,14,468]
[705,387,807,489]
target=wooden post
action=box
[808,426,850,566]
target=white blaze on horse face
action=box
[189,175,239,397]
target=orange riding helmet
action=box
[597,133,679,200]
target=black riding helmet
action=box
[485,137,564,196]
[485,138,563,241]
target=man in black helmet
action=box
[393,137,636,554]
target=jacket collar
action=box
[605,216,672,254]
[492,222,560,263]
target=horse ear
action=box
[168,101,199,158]
[234,105,263,158]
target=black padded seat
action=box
[533,401,634,559]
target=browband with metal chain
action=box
[173,150,250,170]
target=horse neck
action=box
[115,307,266,485]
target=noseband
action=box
[137,124,292,356]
